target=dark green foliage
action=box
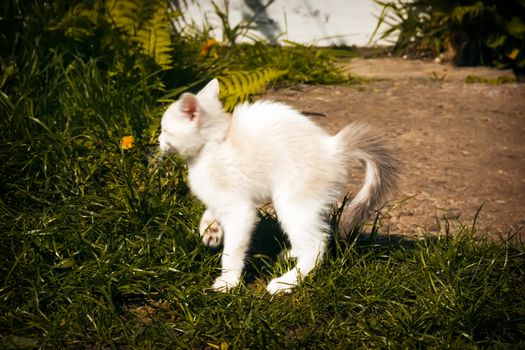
[373,0,525,80]
[219,41,349,85]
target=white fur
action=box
[159,79,397,294]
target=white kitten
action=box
[159,79,397,294]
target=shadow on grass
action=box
[241,208,418,287]
[239,204,524,288]
[244,211,290,284]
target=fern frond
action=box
[51,0,174,69]
[138,5,173,68]
[106,0,173,69]
[450,2,490,23]
[218,68,287,112]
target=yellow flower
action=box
[121,135,134,150]
[200,38,218,56]
[508,48,520,60]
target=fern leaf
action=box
[450,2,488,23]
[106,0,173,69]
[218,68,287,112]
[135,2,173,68]
[53,0,174,69]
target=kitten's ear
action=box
[197,78,220,99]
[179,93,199,121]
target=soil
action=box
[263,57,525,239]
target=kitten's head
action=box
[159,79,225,159]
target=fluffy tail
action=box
[336,123,399,237]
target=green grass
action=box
[2,205,524,349]
[1,1,525,349]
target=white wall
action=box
[177,0,391,47]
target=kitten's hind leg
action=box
[199,209,223,247]
[267,200,328,294]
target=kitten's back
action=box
[226,101,344,202]
[230,101,331,149]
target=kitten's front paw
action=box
[199,217,223,247]
[267,276,295,295]
[212,274,240,292]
